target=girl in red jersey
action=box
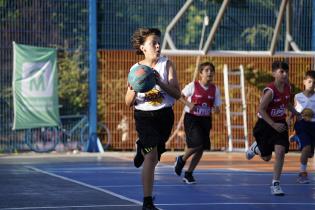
[174,62,221,184]
[246,61,301,196]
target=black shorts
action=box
[253,118,289,157]
[184,113,212,150]
[134,107,174,158]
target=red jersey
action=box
[190,81,216,117]
[262,82,291,121]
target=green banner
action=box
[12,42,60,130]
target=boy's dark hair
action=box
[271,60,289,72]
[198,62,215,73]
[131,28,161,55]
[304,70,315,80]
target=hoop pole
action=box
[88,0,98,151]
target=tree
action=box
[58,47,88,116]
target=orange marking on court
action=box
[158,152,308,173]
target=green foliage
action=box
[0,86,12,102]
[58,47,105,119]
[290,83,302,96]
[251,0,274,10]
[58,48,88,115]
[244,65,301,94]
[241,24,274,48]
[244,64,273,90]
[183,5,204,46]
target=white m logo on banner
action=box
[21,61,53,97]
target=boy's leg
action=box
[300,145,311,167]
[270,144,285,196]
[273,144,285,181]
[295,120,313,183]
[297,145,311,184]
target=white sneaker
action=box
[246,141,257,160]
[270,182,285,196]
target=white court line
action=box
[39,167,139,171]
[19,166,314,210]
[25,166,142,205]
[42,167,299,176]
[0,204,139,210]
[4,202,314,209]
[156,202,315,206]
[95,183,315,188]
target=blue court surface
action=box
[0,152,314,210]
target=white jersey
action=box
[294,92,315,122]
[182,81,221,113]
[133,56,175,111]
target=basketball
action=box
[128,64,156,93]
[301,108,314,121]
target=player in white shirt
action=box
[290,70,315,184]
[125,28,180,210]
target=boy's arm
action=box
[258,90,274,126]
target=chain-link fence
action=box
[1,0,314,152]
[0,0,89,152]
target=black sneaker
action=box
[174,155,185,176]
[134,140,144,168]
[142,203,159,210]
[183,171,196,184]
